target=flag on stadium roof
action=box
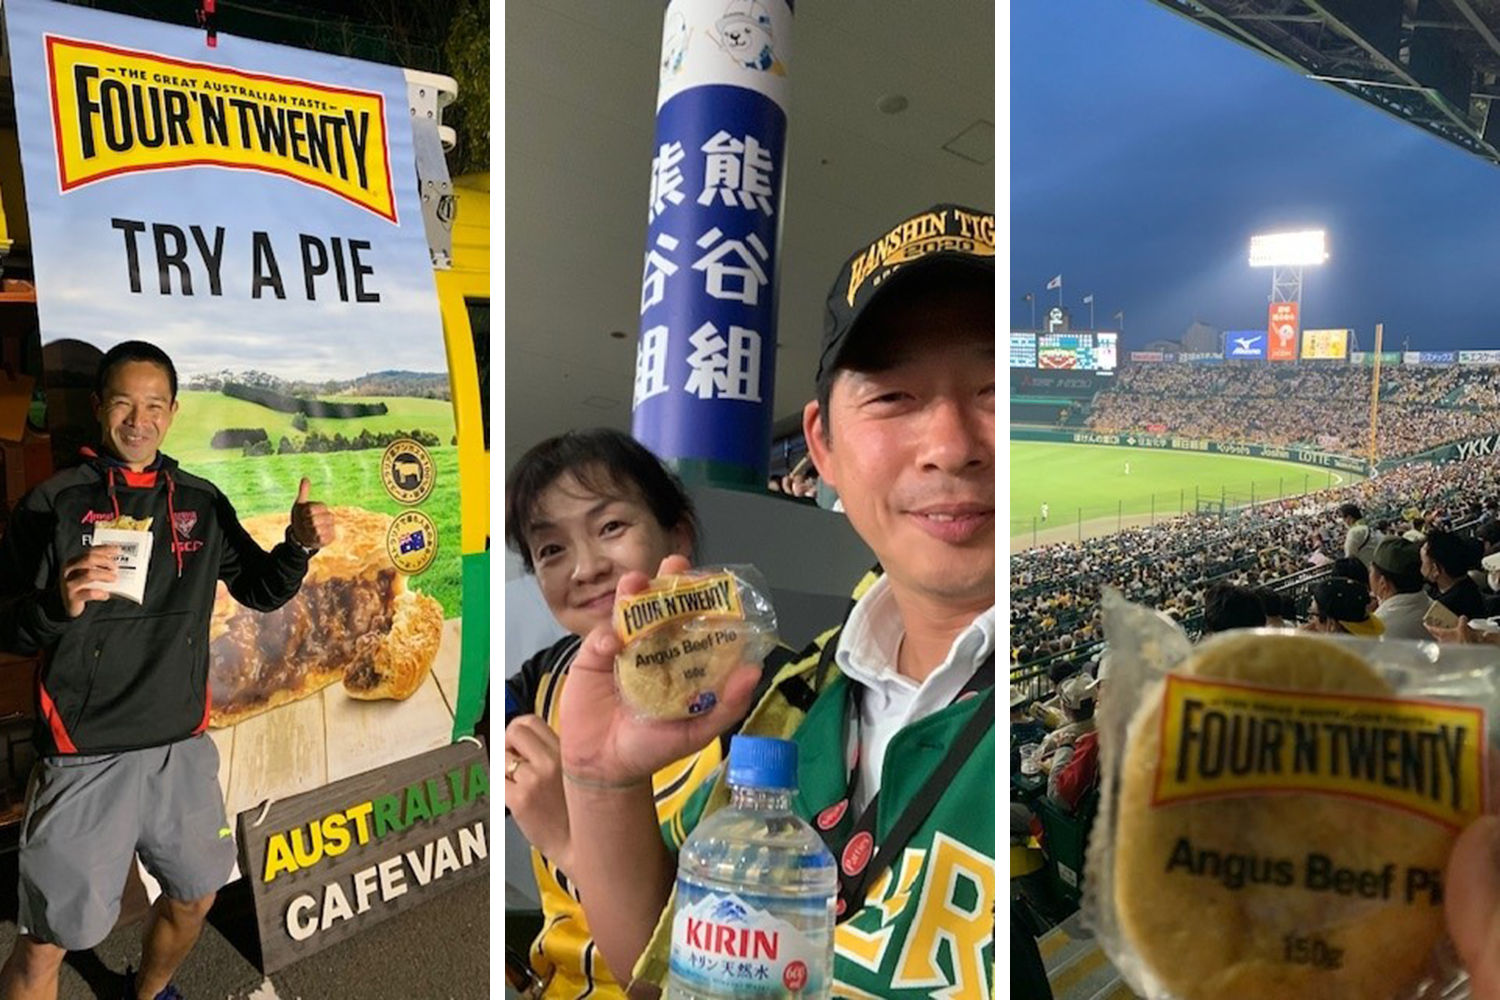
[1046,274,1062,290]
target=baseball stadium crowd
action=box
[1010,454,1500,673]
[1086,364,1500,459]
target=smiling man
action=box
[0,340,335,1000]
[555,204,996,997]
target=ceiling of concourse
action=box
[502,1,996,470]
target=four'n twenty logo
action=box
[44,35,397,222]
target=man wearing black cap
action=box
[1306,577,1385,637]
[1423,530,1487,621]
[1369,537,1434,640]
[551,205,995,997]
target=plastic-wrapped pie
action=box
[612,566,778,720]
[1090,593,1494,1000]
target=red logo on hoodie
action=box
[173,511,198,538]
[80,510,115,524]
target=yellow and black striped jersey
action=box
[505,633,727,998]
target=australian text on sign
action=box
[261,760,487,941]
[47,36,396,222]
[263,759,487,882]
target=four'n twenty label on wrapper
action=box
[1154,675,1484,830]
[612,568,777,721]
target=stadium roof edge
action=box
[1147,0,1500,169]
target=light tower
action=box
[1249,229,1328,360]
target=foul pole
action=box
[1367,323,1383,466]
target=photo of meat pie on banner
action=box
[5,0,466,833]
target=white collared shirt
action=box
[833,576,995,813]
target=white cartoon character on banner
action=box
[714,0,783,75]
[661,12,689,78]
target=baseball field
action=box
[1010,442,1363,543]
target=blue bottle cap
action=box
[727,735,798,790]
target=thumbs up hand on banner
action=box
[289,477,336,551]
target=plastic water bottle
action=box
[667,735,836,999]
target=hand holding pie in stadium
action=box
[611,562,778,720]
[556,555,763,788]
[289,477,336,550]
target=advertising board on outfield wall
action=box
[1460,350,1500,365]
[1009,427,1369,474]
[1224,331,1267,360]
[1301,329,1350,360]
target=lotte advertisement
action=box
[5,0,474,878]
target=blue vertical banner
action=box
[633,0,792,487]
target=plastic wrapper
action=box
[1086,590,1500,1000]
[612,564,778,720]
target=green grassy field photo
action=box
[1009,442,1362,542]
[168,390,456,465]
[162,388,463,617]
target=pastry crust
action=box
[343,590,443,700]
[236,507,399,584]
[209,506,442,726]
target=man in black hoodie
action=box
[0,341,334,1000]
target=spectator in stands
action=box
[1369,538,1433,640]
[1340,503,1379,567]
[1423,530,1488,620]
[1036,673,1095,776]
[1201,582,1267,635]
[1306,577,1385,637]
[1404,509,1429,543]
[1478,520,1500,558]
[1254,587,1293,627]
[1482,552,1500,618]
[1010,454,1500,673]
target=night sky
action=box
[1011,0,1500,352]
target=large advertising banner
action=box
[1460,350,1500,365]
[1267,303,1299,361]
[6,0,463,863]
[1301,329,1350,360]
[1224,331,1267,360]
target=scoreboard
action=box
[1018,331,1117,371]
[1010,332,1037,368]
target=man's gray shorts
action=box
[17,734,236,950]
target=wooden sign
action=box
[236,739,489,973]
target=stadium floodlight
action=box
[1249,230,1329,268]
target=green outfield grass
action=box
[1010,443,1364,538]
[169,390,456,464]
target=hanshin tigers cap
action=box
[817,203,995,382]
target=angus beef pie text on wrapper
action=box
[1087,592,1495,1000]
